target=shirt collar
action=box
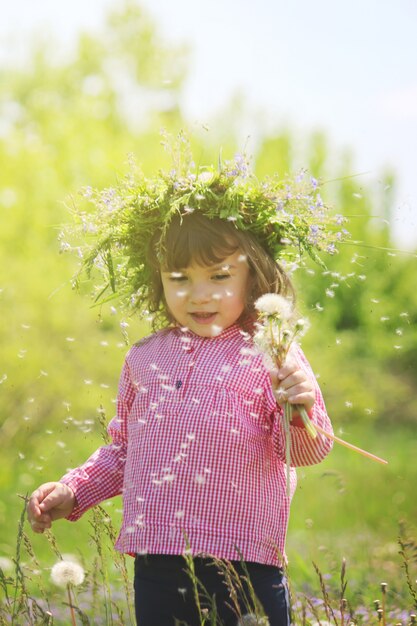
[172,320,253,344]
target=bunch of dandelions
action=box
[254,294,389,475]
[50,559,85,626]
[254,294,317,496]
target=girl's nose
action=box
[190,282,211,304]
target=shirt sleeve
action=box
[60,354,137,521]
[267,343,334,467]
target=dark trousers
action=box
[134,554,291,626]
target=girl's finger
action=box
[277,357,300,381]
[279,371,308,389]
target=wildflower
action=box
[254,294,293,319]
[50,560,85,587]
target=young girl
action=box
[27,158,336,626]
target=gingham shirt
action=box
[61,323,333,566]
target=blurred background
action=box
[1,0,417,605]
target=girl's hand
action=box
[269,353,316,415]
[27,482,76,533]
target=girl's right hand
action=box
[27,482,76,533]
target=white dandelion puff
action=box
[50,560,85,587]
[0,557,13,572]
[254,294,293,319]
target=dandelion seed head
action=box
[0,557,13,572]
[50,560,85,587]
[254,294,293,318]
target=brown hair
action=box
[146,212,295,328]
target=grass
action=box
[1,419,416,624]
[0,498,416,624]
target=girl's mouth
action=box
[189,312,217,325]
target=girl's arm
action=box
[269,344,333,466]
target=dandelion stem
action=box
[284,401,292,498]
[295,405,317,439]
[67,585,77,626]
[314,423,388,465]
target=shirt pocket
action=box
[190,381,271,442]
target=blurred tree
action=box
[255,134,417,425]
[0,1,189,455]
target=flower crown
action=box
[61,136,348,314]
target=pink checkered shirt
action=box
[61,323,333,566]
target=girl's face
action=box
[161,251,250,337]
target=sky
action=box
[2,0,417,247]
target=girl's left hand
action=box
[269,354,316,415]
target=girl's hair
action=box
[146,212,295,329]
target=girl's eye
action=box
[212,273,230,281]
[164,272,187,282]
[169,275,187,282]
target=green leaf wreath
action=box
[60,133,349,318]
